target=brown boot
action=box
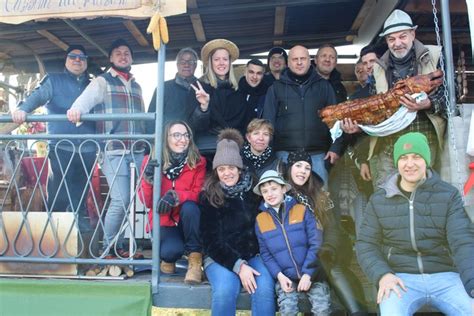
[184,252,202,284]
[160,261,176,274]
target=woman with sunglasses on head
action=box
[140,120,206,284]
[285,149,368,316]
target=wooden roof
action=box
[0,0,471,80]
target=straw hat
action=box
[201,39,239,65]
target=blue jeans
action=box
[379,272,473,316]
[101,151,144,251]
[205,255,275,316]
[160,201,202,262]
[277,151,328,186]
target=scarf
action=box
[112,65,132,80]
[242,142,273,170]
[163,151,188,180]
[221,169,253,199]
[216,77,232,89]
[238,76,269,97]
[293,191,314,213]
[175,74,197,90]
[287,66,313,84]
[388,47,416,85]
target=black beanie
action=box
[267,47,288,66]
[66,45,87,57]
[287,149,312,168]
[108,39,134,58]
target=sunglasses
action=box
[67,53,88,61]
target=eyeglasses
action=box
[169,132,191,141]
[178,60,197,66]
[67,53,88,61]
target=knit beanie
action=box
[213,128,244,169]
[393,132,431,166]
[287,149,312,168]
[108,39,134,58]
[267,47,288,66]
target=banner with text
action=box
[0,0,185,24]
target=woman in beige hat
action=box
[191,39,249,154]
[199,128,275,315]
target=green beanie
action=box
[393,132,431,166]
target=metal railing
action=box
[0,113,160,277]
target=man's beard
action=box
[390,41,413,59]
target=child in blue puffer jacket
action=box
[254,170,331,316]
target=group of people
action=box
[11,7,474,316]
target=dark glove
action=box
[308,258,328,282]
[157,190,179,214]
[144,159,159,184]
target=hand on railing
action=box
[11,109,27,124]
[66,109,82,124]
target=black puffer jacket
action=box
[356,171,474,297]
[328,69,347,104]
[262,67,342,154]
[200,189,260,272]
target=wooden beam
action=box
[351,0,376,31]
[63,20,108,57]
[123,20,149,47]
[404,0,467,14]
[188,0,206,42]
[36,30,69,51]
[273,6,286,46]
[187,0,353,15]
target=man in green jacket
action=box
[356,132,474,315]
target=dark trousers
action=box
[160,201,201,262]
[328,265,368,315]
[47,147,96,233]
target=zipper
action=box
[269,208,301,279]
[387,246,393,261]
[408,192,424,274]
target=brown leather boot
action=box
[160,261,176,274]
[184,252,202,284]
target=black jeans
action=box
[159,201,202,262]
[47,147,96,233]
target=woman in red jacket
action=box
[140,120,206,284]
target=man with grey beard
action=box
[345,9,447,188]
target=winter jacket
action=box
[262,66,343,154]
[327,69,347,103]
[255,196,322,281]
[146,75,209,134]
[238,76,269,125]
[18,70,95,149]
[139,154,206,227]
[193,80,248,153]
[200,189,260,273]
[356,170,474,297]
